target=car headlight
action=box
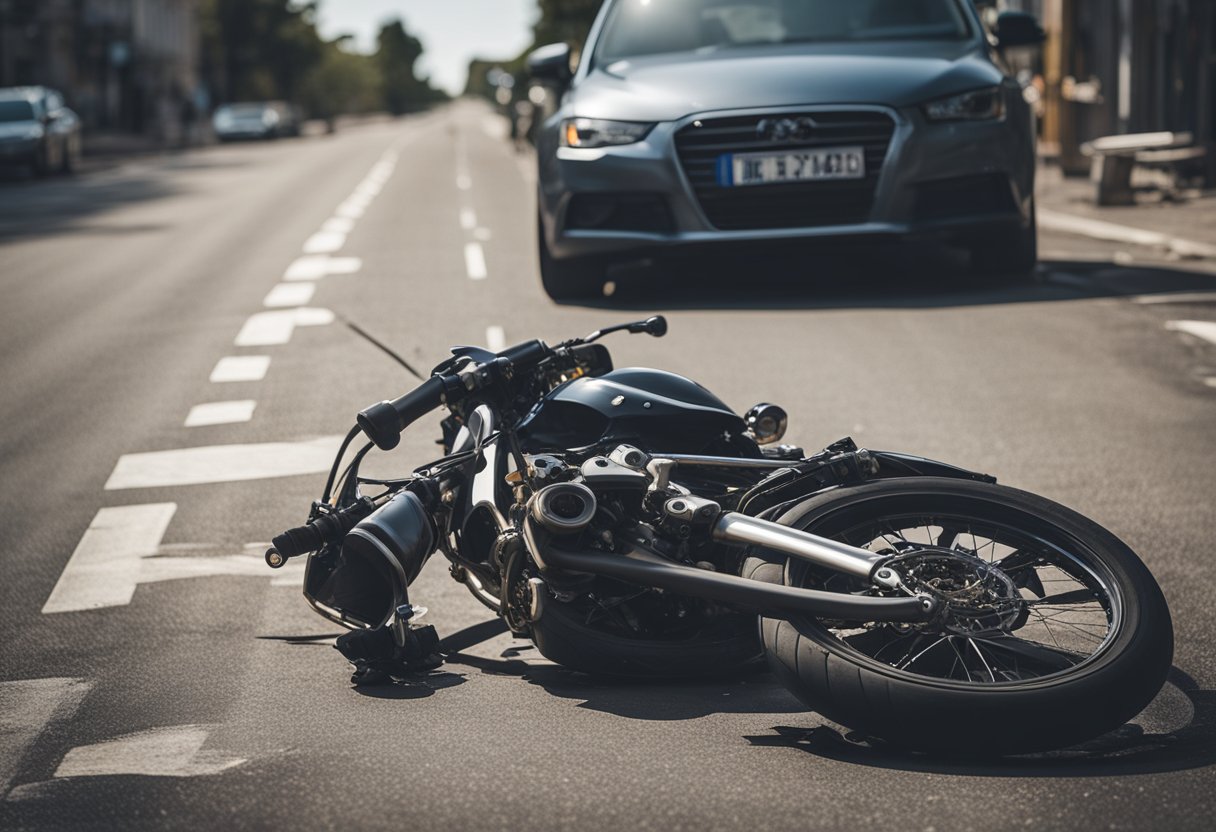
[562,118,655,148]
[923,87,1005,122]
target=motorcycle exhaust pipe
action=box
[521,518,935,624]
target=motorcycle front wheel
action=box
[743,477,1173,755]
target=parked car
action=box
[212,101,302,141]
[529,0,1045,300]
[0,86,82,176]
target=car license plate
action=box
[720,146,866,187]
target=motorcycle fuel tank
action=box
[519,368,747,453]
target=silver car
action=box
[529,0,1044,300]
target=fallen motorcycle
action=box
[267,316,1172,755]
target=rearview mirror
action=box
[993,11,1045,49]
[527,42,574,86]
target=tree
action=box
[377,20,427,115]
[533,0,604,48]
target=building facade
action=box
[0,0,201,139]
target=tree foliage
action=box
[199,1,446,118]
[533,0,604,48]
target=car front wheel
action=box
[537,210,606,302]
[969,200,1038,281]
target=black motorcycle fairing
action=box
[519,368,748,453]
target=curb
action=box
[1037,208,1216,261]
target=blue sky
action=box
[314,0,540,94]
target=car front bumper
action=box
[539,103,1035,261]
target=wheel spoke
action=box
[977,635,1087,673]
[1029,588,1102,606]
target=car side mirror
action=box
[527,42,574,86]
[994,11,1045,49]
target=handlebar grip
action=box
[271,523,325,559]
[499,339,551,370]
[357,375,447,451]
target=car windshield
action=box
[595,0,972,63]
[220,105,269,118]
[0,100,36,122]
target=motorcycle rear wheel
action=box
[744,477,1173,755]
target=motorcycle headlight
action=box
[562,118,655,148]
[923,87,1005,122]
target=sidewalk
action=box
[1036,163,1216,260]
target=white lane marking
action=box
[210,355,270,383]
[474,227,492,242]
[1166,320,1216,346]
[54,725,245,778]
[456,173,472,191]
[283,255,362,281]
[263,282,316,308]
[1205,378,1216,389]
[460,208,477,230]
[0,678,92,796]
[335,200,366,219]
[1132,292,1216,305]
[104,435,344,490]
[302,231,346,254]
[322,217,356,234]
[464,242,487,280]
[485,325,506,352]
[44,505,305,613]
[1038,208,1216,260]
[354,182,382,198]
[42,504,177,613]
[234,307,334,347]
[184,400,256,428]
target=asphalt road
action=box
[1,100,1214,832]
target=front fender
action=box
[869,450,996,484]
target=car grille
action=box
[674,110,895,231]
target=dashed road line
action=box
[0,678,93,797]
[302,230,346,254]
[234,307,334,347]
[1165,320,1216,347]
[283,255,362,281]
[184,400,256,428]
[210,355,270,383]
[104,435,345,490]
[456,173,472,191]
[464,242,487,280]
[322,217,356,234]
[52,725,245,779]
[1133,292,1216,305]
[42,503,177,612]
[460,208,477,230]
[263,282,316,308]
[1038,208,1216,260]
[485,325,506,352]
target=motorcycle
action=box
[267,316,1173,755]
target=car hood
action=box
[573,41,1002,122]
[0,120,41,139]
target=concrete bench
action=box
[1081,131,1206,205]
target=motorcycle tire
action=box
[529,597,763,679]
[742,476,1173,755]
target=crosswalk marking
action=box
[184,400,256,428]
[485,325,505,352]
[42,504,177,613]
[234,307,334,347]
[263,282,315,308]
[0,678,92,796]
[53,725,245,778]
[104,435,343,490]
[210,355,270,383]
[283,255,362,281]
[1166,320,1216,347]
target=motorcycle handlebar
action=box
[357,375,447,452]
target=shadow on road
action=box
[438,620,1213,772]
[572,245,1216,311]
[745,667,1216,777]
